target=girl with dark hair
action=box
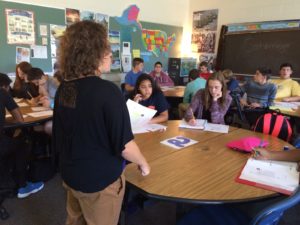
[184,72,232,125]
[132,73,169,123]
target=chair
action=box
[0,157,16,220]
[177,187,300,225]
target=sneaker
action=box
[17,182,44,198]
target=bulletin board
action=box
[0,2,183,74]
[0,1,65,73]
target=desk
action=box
[162,86,185,98]
[162,86,186,119]
[5,102,52,129]
[125,121,292,204]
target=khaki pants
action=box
[63,174,125,225]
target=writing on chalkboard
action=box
[219,28,300,78]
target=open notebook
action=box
[179,119,229,133]
[236,158,299,195]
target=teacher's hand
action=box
[139,162,151,176]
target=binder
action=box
[236,158,299,195]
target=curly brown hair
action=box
[203,71,227,110]
[58,20,110,80]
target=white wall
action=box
[7,0,189,27]
[187,0,300,56]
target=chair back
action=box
[250,187,300,225]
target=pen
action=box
[190,108,195,121]
[27,91,33,99]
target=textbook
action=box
[236,158,299,195]
[179,119,207,130]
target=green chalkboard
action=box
[0,1,65,73]
[109,17,182,72]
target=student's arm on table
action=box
[10,107,24,123]
[253,147,300,162]
[282,96,300,102]
[148,110,168,124]
[122,140,150,176]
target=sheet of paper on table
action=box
[27,110,53,118]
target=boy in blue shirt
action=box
[124,57,144,92]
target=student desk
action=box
[125,120,292,204]
[162,86,185,119]
[4,102,52,129]
[162,86,185,98]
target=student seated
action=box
[178,69,206,118]
[184,72,232,125]
[240,67,276,127]
[124,57,144,92]
[0,73,44,198]
[198,61,212,80]
[131,74,169,124]
[240,67,276,109]
[12,62,39,99]
[149,61,174,87]
[269,63,300,102]
[222,69,239,92]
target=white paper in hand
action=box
[126,99,157,131]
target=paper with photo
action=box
[204,123,229,133]
[31,45,48,58]
[179,119,206,130]
[126,99,157,131]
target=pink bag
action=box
[226,137,268,153]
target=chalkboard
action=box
[218,29,300,78]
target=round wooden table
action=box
[125,120,292,204]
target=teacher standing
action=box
[53,20,150,225]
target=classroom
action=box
[1,0,300,225]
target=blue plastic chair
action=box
[177,187,300,225]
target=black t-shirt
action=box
[53,76,134,193]
[0,89,18,135]
[138,92,169,117]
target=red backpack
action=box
[254,112,292,142]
